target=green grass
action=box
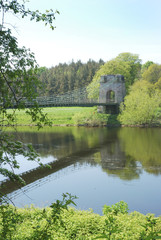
[6,107,120,126]
[3,106,161,127]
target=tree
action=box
[0,0,59,200]
[36,59,104,96]
[115,52,141,84]
[87,52,141,99]
[118,80,161,125]
[141,61,154,75]
[142,63,161,85]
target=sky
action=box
[5,0,161,67]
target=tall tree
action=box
[87,53,141,99]
[115,52,141,85]
[37,59,104,96]
[141,61,154,75]
[0,0,58,198]
[142,64,161,85]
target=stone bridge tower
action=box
[98,74,126,113]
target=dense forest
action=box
[36,52,161,125]
[37,59,104,96]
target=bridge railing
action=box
[2,86,118,108]
[20,95,100,107]
[6,96,117,108]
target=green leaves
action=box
[30,193,77,239]
[87,52,141,99]
[119,80,161,125]
[142,64,161,85]
[0,0,57,194]
[0,0,59,30]
[139,216,161,240]
[0,202,161,239]
[0,130,43,189]
[94,214,122,239]
[103,201,129,216]
[94,202,129,239]
[50,193,77,223]
[28,8,58,30]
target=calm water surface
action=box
[1,127,161,216]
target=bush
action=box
[72,108,109,126]
[103,201,129,216]
[119,81,161,125]
[0,200,161,239]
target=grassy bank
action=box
[4,106,161,127]
[0,200,161,240]
[6,107,120,126]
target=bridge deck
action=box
[25,102,118,108]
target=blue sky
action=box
[7,0,161,67]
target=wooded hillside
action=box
[37,59,104,96]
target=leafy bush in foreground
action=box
[0,196,161,240]
[103,200,129,216]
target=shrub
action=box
[103,201,129,216]
[119,81,161,125]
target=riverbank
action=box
[4,107,120,127]
[4,106,161,128]
[1,202,161,240]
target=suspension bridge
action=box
[4,75,125,113]
[26,75,125,113]
[24,86,117,108]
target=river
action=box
[1,126,161,216]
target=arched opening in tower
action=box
[106,90,115,102]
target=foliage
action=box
[0,204,20,240]
[72,110,120,126]
[119,80,161,125]
[141,61,154,75]
[96,201,129,239]
[36,59,104,96]
[0,200,161,240]
[139,216,161,240]
[87,52,141,99]
[142,64,161,85]
[72,107,110,126]
[0,132,42,189]
[115,52,141,84]
[118,62,161,126]
[94,214,121,240]
[28,193,77,240]
[0,0,58,195]
[103,201,129,216]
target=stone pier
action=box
[98,74,126,114]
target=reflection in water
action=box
[118,128,161,175]
[10,127,161,176]
[1,126,161,216]
[99,143,142,181]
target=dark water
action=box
[1,127,161,216]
